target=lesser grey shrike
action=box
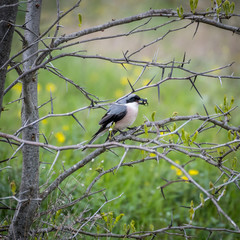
[88,94,148,144]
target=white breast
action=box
[114,102,139,130]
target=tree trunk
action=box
[0,0,18,117]
[8,1,42,239]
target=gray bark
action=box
[0,0,18,117]
[8,0,42,239]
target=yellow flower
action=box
[181,176,189,181]
[114,89,124,98]
[189,169,199,176]
[171,160,180,170]
[55,132,65,143]
[126,64,133,70]
[120,77,128,86]
[42,119,48,125]
[176,169,183,176]
[62,125,69,131]
[142,79,150,86]
[149,153,156,157]
[46,83,56,92]
[13,83,22,94]
[171,165,176,170]
[133,68,142,77]
[38,83,42,92]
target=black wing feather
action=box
[99,104,127,126]
[87,104,127,145]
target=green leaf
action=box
[209,181,215,194]
[228,130,232,141]
[123,223,130,234]
[181,128,186,141]
[189,208,194,220]
[78,13,82,28]
[97,224,100,234]
[224,95,227,107]
[190,200,194,208]
[211,0,214,9]
[185,132,190,144]
[180,5,184,15]
[216,0,221,6]
[55,209,61,219]
[3,220,8,226]
[177,7,181,18]
[230,2,235,13]
[230,96,234,108]
[130,219,136,232]
[189,200,194,221]
[177,5,184,19]
[107,212,113,230]
[113,213,124,226]
[231,157,237,169]
[217,7,221,16]
[190,0,198,13]
[191,130,198,143]
[10,181,16,195]
[223,0,230,16]
[217,147,226,156]
[190,0,194,11]
[149,224,154,231]
[101,212,108,223]
[151,111,156,121]
[200,193,204,206]
[144,124,149,137]
[141,149,146,156]
[233,131,237,140]
[194,0,198,10]
[172,111,178,117]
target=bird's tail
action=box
[88,133,99,145]
[82,126,107,151]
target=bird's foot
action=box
[127,126,137,130]
[118,130,128,136]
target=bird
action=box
[88,94,148,145]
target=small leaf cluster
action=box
[190,0,198,13]
[214,95,234,117]
[123,219,136,235]
[181,128,198,145]
[177,5,184,19]
[228,130,237,141]
[214,0,235,17]
[222,0,235,16]
[189,200,195,224]
[101,212,124,232]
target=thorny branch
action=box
[1,108,240,234]
[1,1,240,239]
[3,6,240,97]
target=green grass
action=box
[1,55,240,239]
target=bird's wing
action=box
[87,104,127,145]
[99,104,127,127]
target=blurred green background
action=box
[1,0,240,239]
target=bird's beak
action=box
[139,98,148,105]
